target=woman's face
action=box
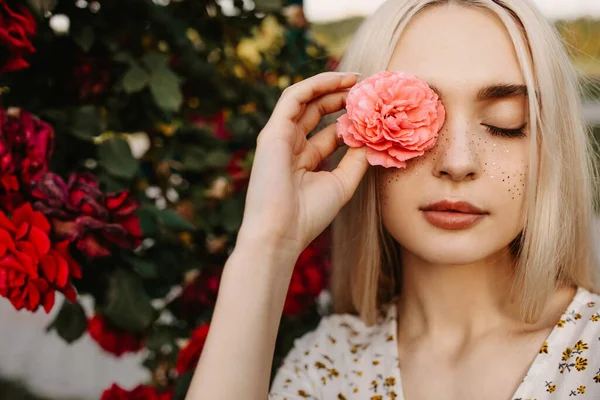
[380,5,530,265]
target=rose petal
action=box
[366,147,407,168]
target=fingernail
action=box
[351,72,362,76]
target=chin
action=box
[396,229,514,266]
[409,241,495,265]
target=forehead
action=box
[387,4,525,93]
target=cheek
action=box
[478,137,530,202]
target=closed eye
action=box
[482,122,527,138]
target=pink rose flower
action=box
[337,71,446,168]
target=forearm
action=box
[185,238,298,400]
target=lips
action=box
[420,200,487,230]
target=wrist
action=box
[226,236,300,288]
[236,226,303,259]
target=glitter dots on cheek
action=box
[496,160,528,200]
[476,135,529,201]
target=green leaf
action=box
[45,299,88,344]
[145,326,177,352]
[253,0,281,11]
[97,171,131,192]
[160,209,196,231]
[122,64,151,93]
[182,147,207,171]
[143,205,196,231]
[73,25,95,52]
[103,269,158,333]
[220,196,244,233]
[142,53,169,73]
[71,106,105,140]
[137,207,159,236]
[204,151,231,168]
[226,115,252,137]
[124,254,159,279]
[149,68,184,112]
[114,51,136,65]
[97,137,139,180]
[174,371,194,400]
[27,0,58,16]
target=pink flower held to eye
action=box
[336,71,446,168]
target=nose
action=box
[433,121,481,182]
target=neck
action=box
[396,247,520,341]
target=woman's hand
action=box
[237,71,368,256]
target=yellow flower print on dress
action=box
[573,340,589,351]
[562,347,573,361]
[575,357,588,371]
[559,340,589,373]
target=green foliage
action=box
[2,0,331,396]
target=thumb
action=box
[331,146,369,203]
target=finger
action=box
[330,147,369,203]
[297,123,344,171]
[273,72,358,122]
[297,90,349,134]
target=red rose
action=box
[226,150,251,192]
[32,172,142,257]
[176,323,209,374]
[100,383,172,400]
[283,234,330,317]
[189,111,230,140]
[0,108,54,210]
[68,56,111,102]
[178,265,221,318]
[0,0,37,72]
[0,203,80,313]
[88,314,144,357]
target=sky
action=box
[304,0,600,22]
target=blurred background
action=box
[0,0,599,399]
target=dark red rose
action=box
[88,314,144,357]
[0,108,54,210]
[32,172,142,258]
[189,111,230,140]
[283,233,330,317]
[0,203,81,313]
[68,56,111,102]
[178,266,221,318]
[176,323,209,374]
[100,383,172,400]
[0,0,37,72]
[226,150,251,192]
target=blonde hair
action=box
[329,0,600,325]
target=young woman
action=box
[188,0,600,399]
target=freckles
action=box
[478,137,527,201]
[499,160,527,200]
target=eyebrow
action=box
[427,83,529,101]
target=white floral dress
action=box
[268,287,600,399]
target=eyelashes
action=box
[482,122,527,138]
